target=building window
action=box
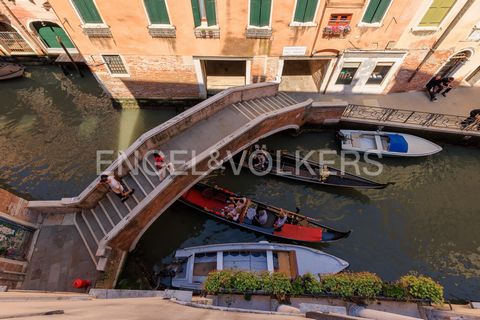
[419,0,456,27]
[362,0,391,24]
[293,0,318,23]
[328,14,352,26]
[335,62,360,85]
[102,55,128,75]
[145,0,170,25]
[250,0,272,27]
[191,0,217,27]
[72,0,103,24]
[366,62,393,85]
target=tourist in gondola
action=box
[254,209,268,226]
[274,209,288,231]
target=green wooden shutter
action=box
[362,0,380,23]
[304,0,318,22]
[371,0,391,23]
[294,0,307,22]
[191,0,201,27]
[419,0,456,27]
[205,0,217,26]
[250,0,261,26]
[72,0,103,24]
[259,0,271,27]
[38,26,75,49]
[145,0,170,25]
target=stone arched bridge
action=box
[27,83,345,280]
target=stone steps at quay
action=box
[73,92,299,269]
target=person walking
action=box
[438,77,455,97]
[98,174,134,202]
[425,75,442,101]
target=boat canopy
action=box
[387,134,408,153]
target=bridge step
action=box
[81,210,104,242]
[91,207,113,233]
[100,197,123,224]
[106,193,130,218]
[74,212,99,266]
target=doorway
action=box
[466,65,480,86]
[437,50,472,78]
[203,60,247,94]
[279,59,329,92]
[31,21,75,51]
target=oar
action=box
[264,205,322,223]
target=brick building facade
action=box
[4,0,480,105]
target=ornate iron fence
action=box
[342,104,479,132]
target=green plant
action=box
[291,276,305,296]
[321,273,354,297]
[351,272,383,299]
[302,273,324,295]
[261,272,292,300]
[382,283,407,300]
[399,274,444,304]
[204,270,234,294]
[231,271,262,293]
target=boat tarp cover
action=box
[387,134,408,153]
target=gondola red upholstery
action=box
[182,189,225,214]
[274,224,323,242]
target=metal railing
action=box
[342,104,479,132]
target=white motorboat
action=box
[339,130,442,157]
[169,241,349,290]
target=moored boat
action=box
[170,241,349,290]
[339,129,442,157]
[232,148,388,189]
[179,183,351,243]
[0,63,25,80]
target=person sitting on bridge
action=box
[153,152,174,176]
[98,174,134,202]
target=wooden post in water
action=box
[56,35,83,78]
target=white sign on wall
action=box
[467,29,480,42]
[282,46,307,56]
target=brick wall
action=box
[86,55,200,103]
[388,50,455,93]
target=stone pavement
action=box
[0,296,306,320]
[21,219,97,292]
[288,85,480,116]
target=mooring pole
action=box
[56,35,83,77]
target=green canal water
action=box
[1,66,479,301]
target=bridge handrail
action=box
[98,98,314,253]
[62,82,279,208]
[342,104,476,131]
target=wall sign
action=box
[282,46,307,56]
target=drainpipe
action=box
[0,0,47,55]
[309,0,329,56]
[349,305,423,320]
[407,0,475,82]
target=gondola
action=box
[0,63,25,81]
[232,148,388,189]
[179,183,351,243]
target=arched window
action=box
[437,50,472,78]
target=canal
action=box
[1,66,479,301]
